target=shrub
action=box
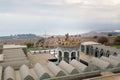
[97,36,108,44]
[114,36,120,45]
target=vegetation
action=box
[34,38,45,47]
[93,36,98,39]
[111,45,120,49]
[108,33,112,36]
[24,42,39,51]
[114,36,120,45]
[97,36,108,44]
[27,47,45,51]
[25,42,34,48]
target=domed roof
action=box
[58,33,81,47]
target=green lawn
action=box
[28,47,43,51]
[27,47,50,51]
[111,45,120,49]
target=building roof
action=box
[3,44,27,49]
[109,55,120,61]
[0,66,3,80]
[81,41,100,45]
[48,62,65,77]
[70,59,88,72]
[100,56,120,67]
[59,61,79,74]
[20,64,34,80]
[34,63,50,79]
[4,66,15,80]
[57,46,80,52]
[92,45,120,54]
[0,54,4,62]
[1,48,29,69]
[90,57,112,70]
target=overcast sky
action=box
[0,0,120,36]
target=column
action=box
[78,51,80,60]
[76,51,78,60]
[69,52,71,63]
[79,46,81,52]
[89,46,91,56]
[93,48,95,57]
[84,45,87,54]
[98,50,100,58]
[62,52,64,61]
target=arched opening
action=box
[81,45,85,52]
[71,52,76,60]
[113,52,117,56]
[95,48,99,57]
[64,52,69,63]
[77,51,80,59]
[58,51,62,62]
[86,46,89,55]
[100,49,104,57]
[106,51,110,57]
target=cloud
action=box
[0,0,120,35]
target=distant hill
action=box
[81,30,120,37]
[0,34,42,42]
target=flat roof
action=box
[0,66,3,80]
[3,44,27,49]
[81,41,100,45]
[0,54,4,62]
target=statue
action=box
[65,33,69,41]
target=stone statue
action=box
[65,33,69,41]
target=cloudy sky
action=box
[0,0,120,36]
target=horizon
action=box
[0,0,120,36]
[0,29,120,37]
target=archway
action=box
[100,49,104,57]
[86,46,89,55]
[71,52,76,60]
[113,52,117,56]
[95,48,99,57]
[106,51,110,57]
[81,45,85,52]
[58,51,62,62]
[64,52,69,63]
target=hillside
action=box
[81,30,120,37]
[0,34,42,42]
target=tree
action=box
[34,38,45,47]
[25,43,34,48]
[114,36,120,45]
[93,36,98,39]
[51,36,54,38]
[79,35,81,37]
[108,33,112,36]
[97,36,108,44]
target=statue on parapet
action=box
[65,33,69,41]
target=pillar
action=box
[62,52,64,61]
[98,50,100,58]
[84,45,87,54]
[69,52,71,63]
[76,51,78,60]
[93,48,95,57]
[79,46,81,52]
